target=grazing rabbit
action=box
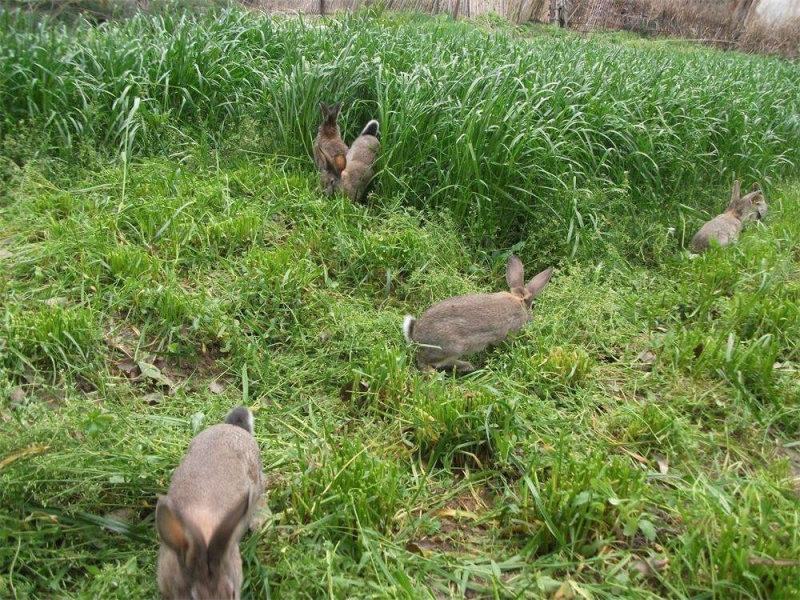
[340,120,380,202]
[403,256,554,372]
[156,406,263,600]
[691,181,767,252]
[313,102,348,195]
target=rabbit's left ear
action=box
[506,255,524,290]
[751,182,761,192]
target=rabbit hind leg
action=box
[434,357,475,373]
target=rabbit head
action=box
[726,180,765,221]
[505,255,554,313]
[317,148,347,194]
[739,182,767,221]
[156,493,250,599]
[404,255,554,372]
[156,407,263,600]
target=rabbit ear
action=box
[156,496,206,568]
[330,103,342,118]
[524,267,554,300]
[319,101,330,119]
[333,153,346,174]
[727,180,741,209]
[318,149,345,175]
[506,255,524,290]
[207,493,250,573]
[751,182,761,192]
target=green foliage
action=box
[0,8,798,600]
[0,7,798,252]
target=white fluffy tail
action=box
[403,315,415,343]
[361,119,379,137]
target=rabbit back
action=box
[167,424,262,520]
[342,134,380,201]
[691,213,741,252]
[411,292,528,363]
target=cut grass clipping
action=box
[1,6,799,599]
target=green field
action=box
[1,7,799,599]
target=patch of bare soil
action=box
[105,318,227,401]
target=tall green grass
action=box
[1,8,798,246]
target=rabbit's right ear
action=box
[156,496,205,567]
[506,255,524,290]
[751,182,761,192]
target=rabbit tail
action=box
[225,406,254,435]
[361,120,379,137]
[403,315,416,343]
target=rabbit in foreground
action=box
[403,256,554,372]
[691,181,766,252]
[313,102,348,196]
[156,406,263,600]
[319,120,380,201]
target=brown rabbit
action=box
[691,181,767,252]
[156,406,263,600]
[403,256,554,372]
[313,102,348,196]
[341,120,380,201]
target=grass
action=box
[1,6,799,599]
[1,7,799,251]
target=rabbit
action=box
[403,255,554,372]
[341,120,380,201]
[691,181,766,253]
[156,406,263,600]
[313,102,349,196]
[319,120,380,202]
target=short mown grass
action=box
[1,6,799,600]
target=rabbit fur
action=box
[691,181,766,252]
[313,102,348,196]
[403,255,554,372]
[156,406,263,600]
